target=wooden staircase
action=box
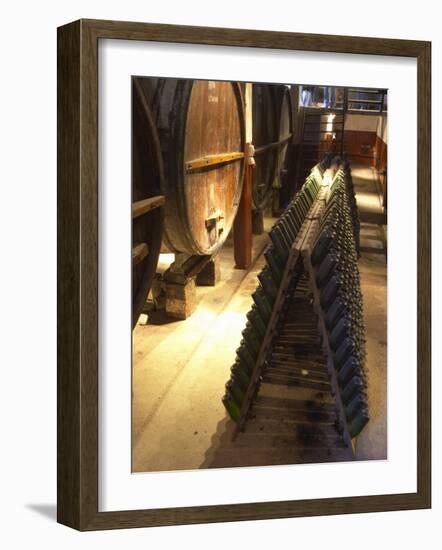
[296,87,386,188]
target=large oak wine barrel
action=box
[276,85,293,176]
[132,79,166,327]
[252,84,280,209]
[252,84,293,210]
[135,78,246,256]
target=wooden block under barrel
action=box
[165,279,196,320]
[195,256,221,286]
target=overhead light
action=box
[326,113,336,133]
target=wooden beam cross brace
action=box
[132,195,165,218]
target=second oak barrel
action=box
[252,84,293,210]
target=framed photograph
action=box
[57,19,431,530]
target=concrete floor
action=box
[132,223,272,472]
[132,167,387,472]
[351,165,387,460]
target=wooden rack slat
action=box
[254,134,293,156]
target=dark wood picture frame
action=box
[57,18,431,531]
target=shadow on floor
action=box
[201,414,354,469]
[25,503,57,522]
[143,309,182,326]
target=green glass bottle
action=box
[222,392,241,422]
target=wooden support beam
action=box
[132,195,165,218]
[254,134,292,156]
[234,162,253,269]
[132,243,149,265]
[164,254,214,285]
[234,82,253,270]
[185,151,244,171]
